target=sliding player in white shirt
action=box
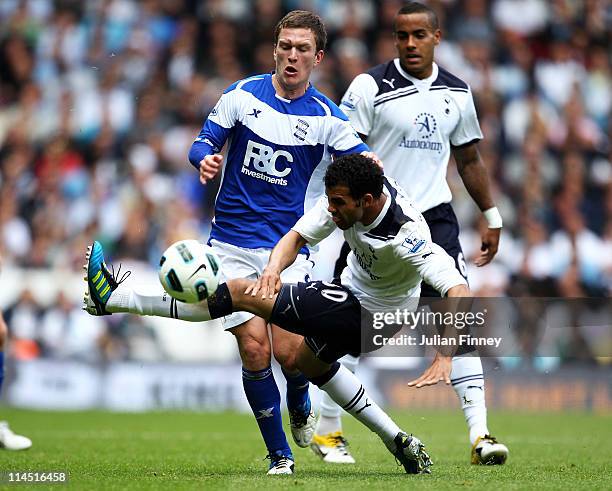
[327,2,507,465]
[84,154,486,474]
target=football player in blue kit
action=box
[187,10,372,474]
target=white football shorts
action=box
[209,239,313,330]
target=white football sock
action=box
[451,354,489,445]
[316,354,359,435]
[320,364,400,450]
[107,285,212,321]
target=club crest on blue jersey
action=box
[294,119,309,141]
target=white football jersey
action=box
[292,178,467,313]
[340,60,483,212]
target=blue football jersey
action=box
[189,73,368,250]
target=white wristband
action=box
[483,207,503,228]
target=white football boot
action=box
[471,435,509,465]
[288,407,316,448]
[267,454,295,475]
[0,421,32,450]
[310,431,356,464]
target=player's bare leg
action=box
[229,319,271,372]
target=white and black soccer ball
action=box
[158,240,221,303]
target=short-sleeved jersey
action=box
[189,74,368,251]
[340,61,482,213]
[292,177,467,313]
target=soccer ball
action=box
[158,240,221,303]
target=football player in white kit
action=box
[83,154,480,475]
[315,2,508,465]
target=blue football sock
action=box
[242,366,292,458]
[282,368,311,414]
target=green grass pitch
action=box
[0,408,610,490]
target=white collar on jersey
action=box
[355,185,392,232]
[271,72,312,102]
[393,59,439,88]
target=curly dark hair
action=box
[324,154,384,200]
[274,10,327,52]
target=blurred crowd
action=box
[0,0,610,365]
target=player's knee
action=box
[233,330,271,369]
[272,332,302,372]
[240,339,271,369]
[273,348,299,372]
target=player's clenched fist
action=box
[199,154,223,184]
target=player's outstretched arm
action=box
[452,143,501,266]
[407,283,470,388]
[407,352,452,388]
[246,230,307,299]
[478,227,501,267]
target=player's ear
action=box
[433,29,441,46]
[362,193,375,207]
[314,50,324,66]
